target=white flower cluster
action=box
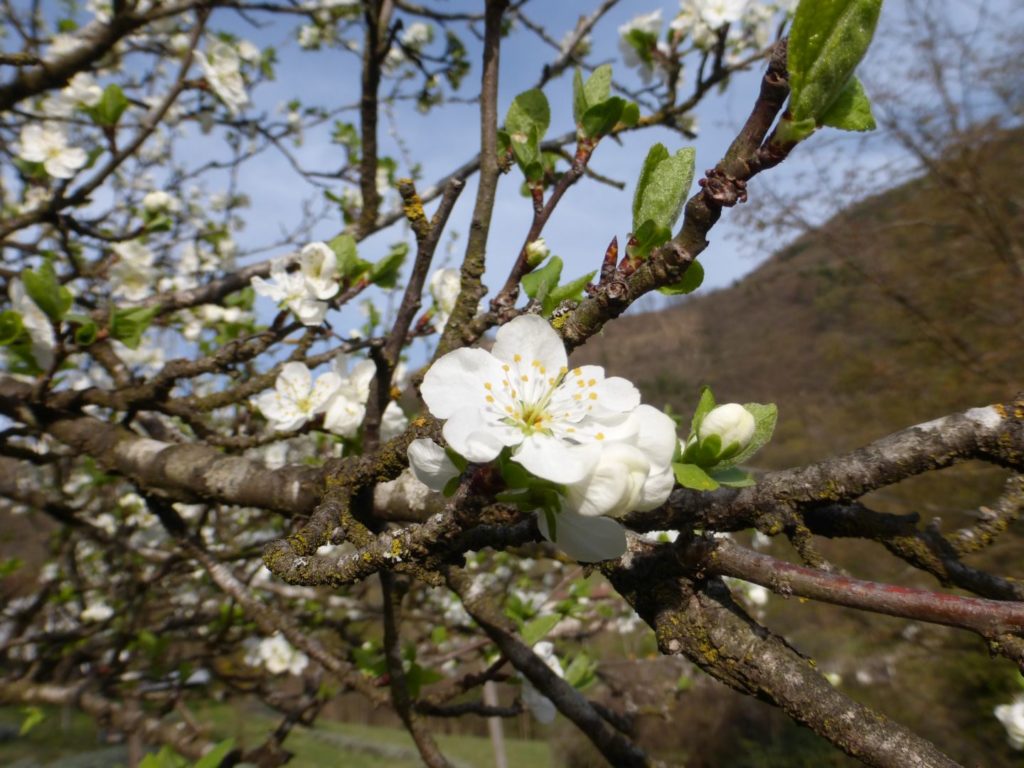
[996,695,1024,750]
[413,315,677,562]
[243,633,309,676]
[194,39,251,116]
[251,242,341,326]
[671,0,795,56]
[255,355,407,439]
[17,123,87,179]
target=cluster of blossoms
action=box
[251,241,341,326]
[412,315,677,562]
[194,38,255,116]
[255,356,407,440]
[996,695,1024,750]
[243,633,309,676]
[17,123,87,179]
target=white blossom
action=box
[255,362,341,432]
[246,633,309,676]
[421,314,641,485]
[698,403,755,454]
[81,602,114,623]
[141,190,181,214]
[996,695,1024,749]
[618,10,662,78]
[298,241,341,300]
[322,354,375,436]
[110,241,157,301]
[428,267,461,331]
[195,40,249,115]
[18,123,87,179]
[407,438,460,492]
[251,260,330,326]
[521,641,564,724]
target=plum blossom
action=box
[245,633,309,676]
[9,278,56,370]
[297,241,341,300]
[256,362,341,432]
[428,267,460,331]
[17,123,87,179]
[251,260,329,326]
[110,241,157,301]
[142,190,181,214]
[195,40,248,115]
[421,314,641,485]
[684,0,748,28]
[698,402,755,455]
[81,602,114,623]
[407,438,460,491]
[322,354,408,439]
[996,695,1024,749]
[618,10,663,82]
[521,641,563,724]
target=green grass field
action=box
[0,704,552,767]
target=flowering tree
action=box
[0,1,1022,766]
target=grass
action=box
[0,703,551,768]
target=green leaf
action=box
[19,706,45,736]
[89,83,129,126]
[110,305,161,349]
[788,0,884,123]
[658,260,704,296]
[370,242,408,288]
[543,270,595,315]
[521,255,563,302]
[580,97,625,139]
[819,76,876,131]
[572,68,588,125]
[672,463,719,491]
[689,386,717,437]
[0,311,23,345]
[583,64,613,109]
[709,466,755,488]
[632,145,695,245]
[563,652,598,690]
[22,262,72,321]
[620,101,640,127]
[506,88,550,142]
[717,403,777,468]
[405,662,444,699]
[522,613,561,646]
[328,234,371,280]
[510,124,543,180]
[193,739,236,768]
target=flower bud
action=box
[698,403,755,458]
[525,238,550,268]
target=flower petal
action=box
[537,510,627,563]
[421,347,504,419]
[442,408,511,463]
[629,404,678,469]
[491,315,567,374]
[407,438,460,491]
[276,362,312,399]
[513,435,599,485]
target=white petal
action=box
[323,394,365,437]
[407,438,460,491]
[276,362,312,399]
[309,371,342,412]
[513,435,599,485]
[522,681,557,724]
[591,374,641,413]
[442,408,510,463]
[421,347,504,419]
[381,401,408,441]
[537,510,627,563]
[491,315,567,374]
[636,464,674,511]
[565,443,649,518]
[629,404,678,469]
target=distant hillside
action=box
[582,128,1024,515]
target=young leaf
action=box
[658,260,704,296]
[0,311,23,345]
[632,146,695,241]
[22,262,72,321]
[580,97,625,139]
[788,0,883,124]
[89,83,130,126]
[819,76,876,131]
[563,652,598,690]
[689,386,717,437]
[19,706,45,736]
[110,305,161,349]
[521,255,563,302]
[709,466,756,488]
[193,739,236,768]
[328,234,371,279]
[672,462,719,491]
[583,64,613,109]
[572,68,588,126]
[370,242,408,288]
[506,88,550,141]
[544,270,596,315]
[522,614,561,646]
